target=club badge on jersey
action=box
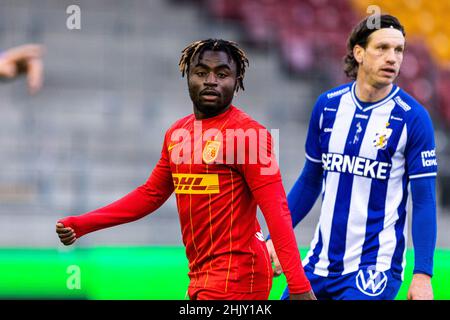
[203,140,221,164]
[373,122,393,150]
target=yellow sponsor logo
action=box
[172,174,220,194]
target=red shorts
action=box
[188,287,270,300]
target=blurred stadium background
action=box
[0,0,449,299]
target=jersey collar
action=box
[350,82,400,112]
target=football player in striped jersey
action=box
[267,14,437,300]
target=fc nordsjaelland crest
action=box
[202,140,221,164]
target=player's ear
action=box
[233,77,240,94]
[353,44,364,65]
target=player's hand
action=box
[290,290,317,300]
[266,239,282,277]
[407,273,433,300]
[0,44,45,94]
[56,222,77,246]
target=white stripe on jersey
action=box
[342,175,371,272]
[342,100,396,274]
[302,222,321,267]
[409,172,437,179]
[401,202,409,280]
[314,172,339,276]
[376,125,407,275]
[328,93,355,154]
[305,153,322,163]
[314,93,356,275]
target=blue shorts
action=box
[281,267,402,300]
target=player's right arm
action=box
[56,132,174,245]
[239,126,315,299]
[287,93,325,228]
[267,94,325,276]
[403,104,438,300]
[266,159,323,276]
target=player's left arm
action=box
[408,177,436,300]
[265,159,323,276]
[57,130,175,242]
[405,106,438,300]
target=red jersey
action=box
[60,105,311,295]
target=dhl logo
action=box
[172,174,220,194]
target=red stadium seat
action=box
[206,0,243,20]
[437,70,450,126]
[200,0,450,126]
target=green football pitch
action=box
[0,247,448,299]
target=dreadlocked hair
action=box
[178,39,249,92]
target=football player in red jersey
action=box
[56,39,315,300]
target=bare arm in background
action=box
[0,44,44,94]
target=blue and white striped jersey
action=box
[302,82,438,280]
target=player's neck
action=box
[193,104,231,120]
[355,78,393,103]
